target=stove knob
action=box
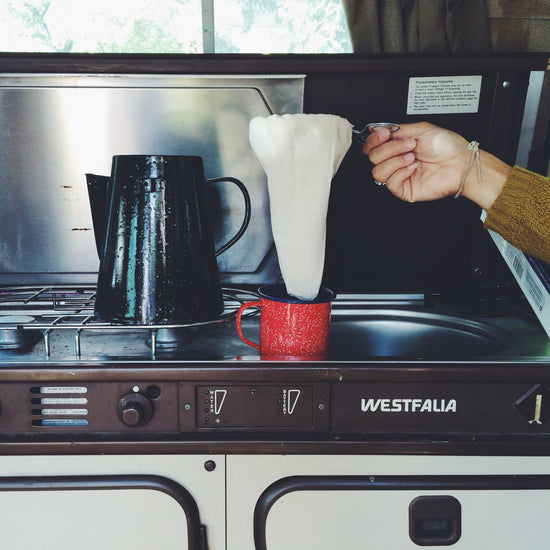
[116,393,153,427]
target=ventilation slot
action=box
[30,386,89,427]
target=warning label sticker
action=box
[407,75,482,115]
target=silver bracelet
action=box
[454,141,481,199]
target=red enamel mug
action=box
[236,283,336,359]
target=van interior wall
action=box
[304,67,529,296]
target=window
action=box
[0,0,351,54]
[213,0,351,53]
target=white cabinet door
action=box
[0,455,225,550]
[227,454,550,550]
[0,482,193,549]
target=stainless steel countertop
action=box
[0,289,548,364]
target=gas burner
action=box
[147,327,194,350]
[0,315,42,350]
[0,285,259,357]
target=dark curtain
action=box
[486,0,550,52]
[342,0,493,53]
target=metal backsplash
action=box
[0,74,305,285]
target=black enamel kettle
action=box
[86,155,251,325]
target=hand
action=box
[363,122,471,202]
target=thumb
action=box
[390,122,434,141]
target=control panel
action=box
[180,382,330,432]
[2,379,550,438]
[0,381,330,435]
[0,382,179,434]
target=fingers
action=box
[385,163,418,202]
[366,135,416,181]
[362,125,391,155]
[363,121,434,156]
[362,122,438,199]
[372,151,416,185]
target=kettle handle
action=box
[206,177,251,256]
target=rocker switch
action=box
[514,384,550,425]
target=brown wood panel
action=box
[0,53,547,75]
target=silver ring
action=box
[366,123,401,134]
[374,180,387,187]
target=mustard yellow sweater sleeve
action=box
[484,165,550,264]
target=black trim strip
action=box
[0,474,207,550]
[3,439,550,456]
[0,53,547,75]
[254,474,550,550]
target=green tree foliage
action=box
[8,1,73,51]
[218,0,350,53]
[6,0,201,53]
[4,0,349,54]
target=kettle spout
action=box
[85,173,112,258]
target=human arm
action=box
[484,165,550,263]
[363,122,550,264]
[362,121,511,209]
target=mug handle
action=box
[236,300,261,350]
[207,177,251,256]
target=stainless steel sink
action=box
[328,309,513,359]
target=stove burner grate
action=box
[0,285,258,357]
[0,315,43,350]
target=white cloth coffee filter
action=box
[249,113,352,300]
